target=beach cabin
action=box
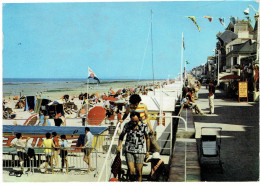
[24,96,37,111]
[34,97,52,114]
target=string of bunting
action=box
[185,15,257,32]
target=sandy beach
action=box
[2,79,166,127]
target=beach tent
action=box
[34,97,52,114]
[24,96,37,111]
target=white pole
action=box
[160,81,163,125]
[185,59,187,79]
[181,32,184,99]
[86,79,89,126]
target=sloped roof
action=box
[229,39,256,54]
[217,30,238,45]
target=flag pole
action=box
[185,60,187,79]
[181,32,184,99]
[86,78,89,126]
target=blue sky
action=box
[2,1,259,80]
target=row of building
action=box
[191,15,259,102]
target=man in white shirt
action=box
[83,127,94,173]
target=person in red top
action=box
[52,132,59,168]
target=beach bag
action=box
[150,133,160,153]
[111,152,121,178]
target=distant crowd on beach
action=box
[2,81,167,126]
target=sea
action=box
[2,78,158,99]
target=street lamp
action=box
[243,4,258,15]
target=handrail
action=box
[97,122,121,182]
[150,115,187,131]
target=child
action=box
[52,132,59,168]
[40,132,55,174]
[59,135,69,174]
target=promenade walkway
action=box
[194,85,259,181]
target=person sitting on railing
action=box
[10,133,30,173]
[116,112,150,182]
[40,132,55,174]
[185,93,205,115]
[59,135,69,174]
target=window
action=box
[233,57,237,65]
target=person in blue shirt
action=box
[59,135,68,173]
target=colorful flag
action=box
[182,36,185,50]
[203,16,213,22]
[88,67,100,83]
[186,16,201,32]
[219,18,225,27]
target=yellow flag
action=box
[186,16,201,32]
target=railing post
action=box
[170,117,173,156]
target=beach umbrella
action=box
[110,90,116,95]
[117,89,122,94]
[102,96,118,101]
[87,106,106,125]
[220,75,240,80]
[24,114,38,126]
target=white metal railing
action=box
[3,146,98,176]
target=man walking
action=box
[117,112,150,182]
[83,127,94,173]
[208,80,215,114]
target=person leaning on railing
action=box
[39,132,55,174]
[10,133,30,172]
[59,134,69,174]
[82,127,94,173]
